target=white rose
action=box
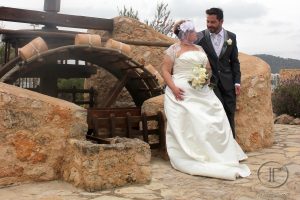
[227,39,232,45]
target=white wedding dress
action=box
[164,46,251,180]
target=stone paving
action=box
[0,124,299,200]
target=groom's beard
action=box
[207,26,222,34]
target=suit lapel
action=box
[219,29,229,59]
[204,29,218,59]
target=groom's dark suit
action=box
[196,29,241,138]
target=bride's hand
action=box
[172,86,185,101]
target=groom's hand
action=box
[235,84,241,96]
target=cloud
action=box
[0,0,43,11]
[267,20,290,27]
[220,1,267,23]
[167,0,267,22]
[0,0,299,59]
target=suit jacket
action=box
[197,29,241,91]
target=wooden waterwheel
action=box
[0,44,163,107]
[0,0,170,148]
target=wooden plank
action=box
[102,71,130,107]
[87,107,140,129]
[0,7,113,31]
[86,135,111,144]
[118,39,173,47]
[23,64,97,78]
[109,114,116,137]
[0,29,76,40]
[93,117,109,137]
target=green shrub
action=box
[272,75,300,117]
[57,78,85,102]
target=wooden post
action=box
[89,87,95,108]
[126,112,132,138]
[44,0,61,13]
[109,113,116,137]
[102,71,130,107]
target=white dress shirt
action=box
[210,29,224,57]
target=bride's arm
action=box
[161,55,184,100]
[161,55,175,89]
[205,61,212,84]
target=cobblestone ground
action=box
[0,124,299,200]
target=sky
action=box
[1,0,300,59]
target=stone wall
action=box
[0,82,86,185]
[62,137,151,192]
[142,53,274,152]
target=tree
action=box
[118,6,139,20]
[145,2,174,36]
[117,2,174,36]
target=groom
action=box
[196,8,241,139]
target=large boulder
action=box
[235,53,274,151]
[142,53,274,152]
[0,82,87,186]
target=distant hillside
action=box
[253,54,300,73]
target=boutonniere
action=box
[226,39,232,46]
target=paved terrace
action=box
[0,124,299,200]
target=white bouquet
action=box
[188,63,209,89]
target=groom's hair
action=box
[206,8,223,20]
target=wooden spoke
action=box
[102,71,130,108]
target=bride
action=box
[161,20,251,180]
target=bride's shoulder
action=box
[194,44,204,52]
[165,43,181,55]
[168,43,181,51]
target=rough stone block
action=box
[61,137,151,191]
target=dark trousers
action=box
[213,82,237,138]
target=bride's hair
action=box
[173,20,186,37]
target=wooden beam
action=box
[23,64,97,78]
[0,56,22,78]
[0,29,174,48]
[0,7,113,31]
[0,29,77,40]
[117,39,173,47]
[102,71,130,108]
